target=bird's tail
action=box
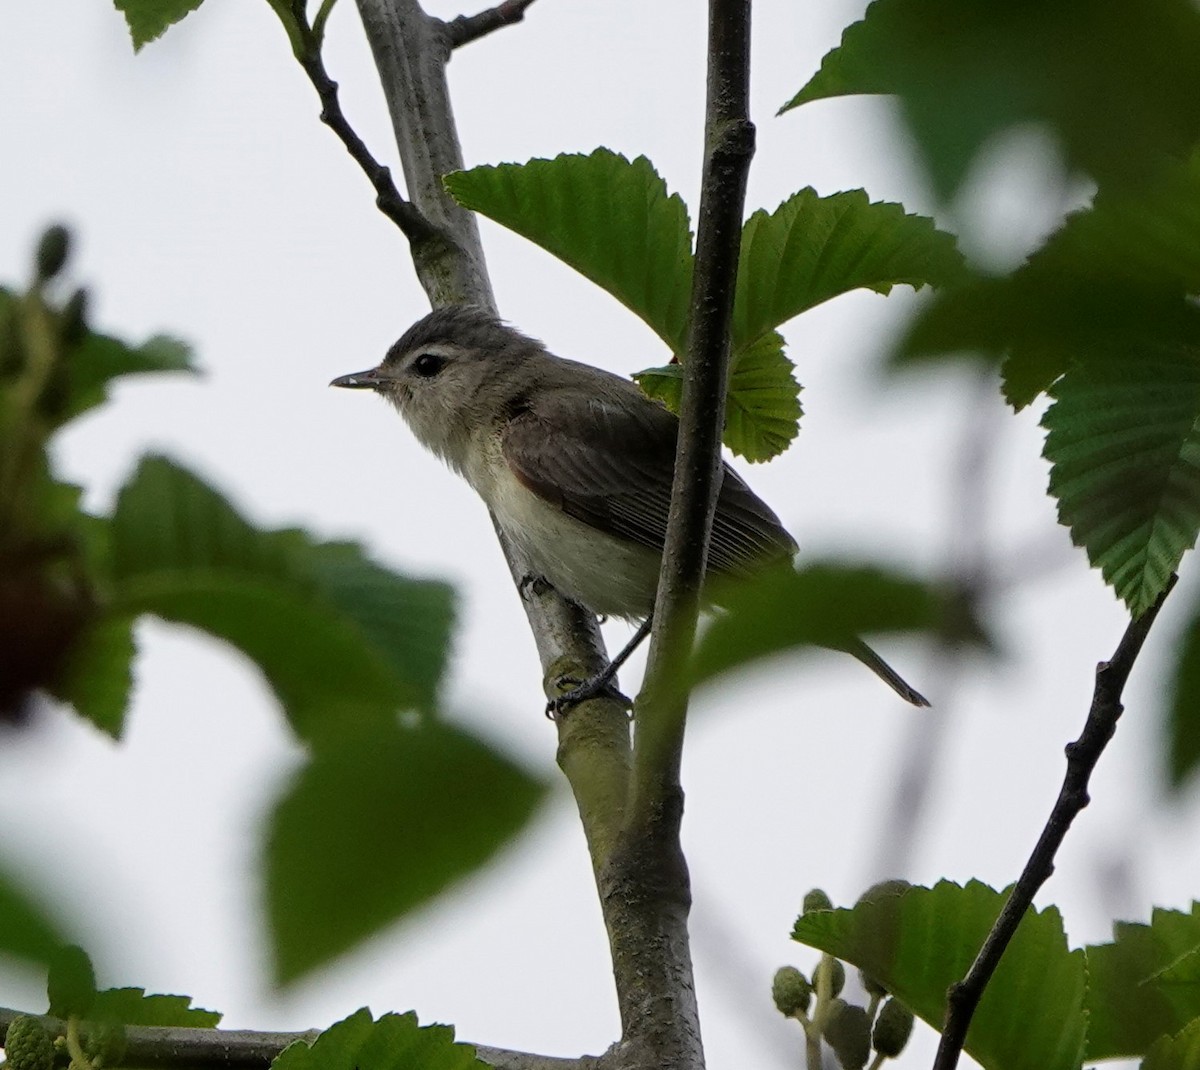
[847,638,930,707]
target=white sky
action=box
[2,1,1197,1067]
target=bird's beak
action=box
[330,368,382,389]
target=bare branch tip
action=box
[444,0,539,49]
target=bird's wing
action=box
[500,383,796,575]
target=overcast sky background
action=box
[2,1,1198,1066]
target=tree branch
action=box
[0,1009,605,1070]
[593,2,755,1068]
[932,574,1178,1070]
[349,0,635,1060]
[293,38,440,247]
[441,0,538,49]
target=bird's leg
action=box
[546,614,654,717]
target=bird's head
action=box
[331,305,542,467]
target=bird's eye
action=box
[413,352,446,378]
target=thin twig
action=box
[0,1009,604,1070]
[932,574,1178,1070]
[294,47,440,246]
[442,0,538,48]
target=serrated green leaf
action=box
[0,862,70,967]
[445,151,694,354]
[792,880,1087,1070]
[1085,903,1200,1060]
[91,987,220,1028]
[733,189,963,351]
[113,0,206,51]
[1042,351,1200,617]
[1168,611,1200,790]
[109,457,455,742]
[722,331,802,461]
[781,0,1200,198]
[272,1008,487,1070]
[46,614,136,739]
[266,721,546,984]
[1143,1020,1200,1070]
[65,332,195,424]
[635,330,802,463]
[690,562,981,691]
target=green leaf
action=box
[1143,1020,1200,1070]
[272,1008,488,1070]
[792,880,1087,1070]
[445,151,694,354]
[1042,349,1200,617]
[109,457,455,742]
[722,331,803,462]
[47,945,97,1018]
[65,332,195,425]
[1084,902,1200,1060]
[46,614,137,739]
[690,562,982,691]
[635,330,803,463]
[781,0,1200,198]
[0,863,70,967]
[265,721,546,984]
[733,189,963,351]
[897,159,1200,409]
[113,0,206,51]
[91,987,221,1028]
[1168,610,1200,790]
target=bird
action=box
[331,305,929,710]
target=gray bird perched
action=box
[331,306,928,710]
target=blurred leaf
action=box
[1143,1021,1200,1070]
[47,945,97,1018]
[65,332,195,425]
[0,863,70,967]
[781,0,1200,198]
[793,880,1087,1070]
[113,0,206,51]
[109,457,455,742]
[733,188,963,350]
[1168,611,1200,790]
[1042,350,1200,617]
[445,150,694,354]
[92,987,221,1027]
[1085,902,1200,1060]
[635,330,802,462]
[272,1008,487,1070]
[46,614,137,739]
[265,721,546,984]
[690,562,983,690]
[898,159,1200,408]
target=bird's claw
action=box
[545,675,632,718]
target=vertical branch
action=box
[349,0,633,1029]
[634,0,755,794]
[597,2,754,1068]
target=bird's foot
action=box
[546,670,632,719]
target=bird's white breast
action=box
[464,434,660,619]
